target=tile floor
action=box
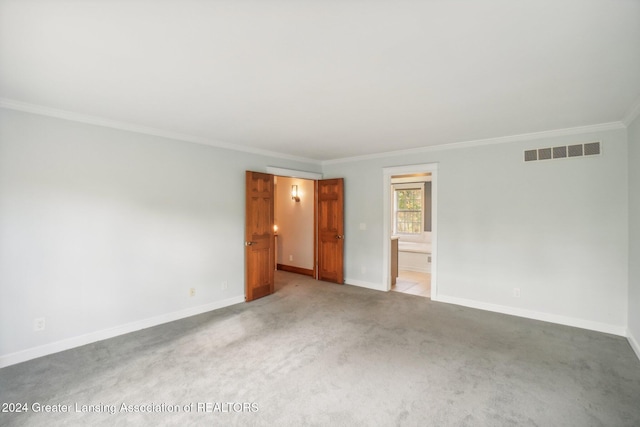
[391,270,431,298]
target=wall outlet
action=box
[361,266,367,274]
[189,288,196,297]
[221,281,228,290]
[33,317,45,332]
[289,255,293,261]
[359,223,367,230]
[513,288,521,298]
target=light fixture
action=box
[291,185,300,202]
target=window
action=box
[393,183,424,235]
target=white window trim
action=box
[392,182,425,238]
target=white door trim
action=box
[382,163,438,297]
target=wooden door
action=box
[317,178,344,284]
[245,171,275,301]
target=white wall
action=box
[323,128,629,335]
[274,176,314,270]
[0,108,320,366]
[1,106,634,367]
[628,112,640,357]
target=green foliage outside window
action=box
[395,188,422,234]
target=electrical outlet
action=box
[33,317,45,332]
[221,281,228,290]
[359,223,366,230]
[361,266,367,274]
[513,288,521,298]
[189,288,196,297]
[289,255,293,261]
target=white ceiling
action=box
[1,0,639,161]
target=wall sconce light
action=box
[291,185,300,202]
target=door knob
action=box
[245,241,256,246]
[335,235,344,239]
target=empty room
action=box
[1,1,640,425]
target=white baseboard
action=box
[4,291,633,368]
[628,329,640,362]
[433,294,627,337]
[344,278,386,292]
[398,264,431,273]
[0,295,245,369]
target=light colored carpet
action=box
[1,271,639,426]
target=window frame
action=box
[392,182,425,236]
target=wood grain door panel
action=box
[245,171,274,301]
[317,178,344,284]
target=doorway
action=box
[382,164,438,299]
[273,174,345,284]
[274,175,316,278]
[390,173,432,298]
[245,168,345,301]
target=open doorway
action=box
[244,168,322,301]
[274,176,316,278]
[254,167,343,292]
[382,164,438,299]
[390,173,432,298]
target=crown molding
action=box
[622,96,640,127]
[321,121,625,165]
[0,98,321,166]
[1,98,629,166]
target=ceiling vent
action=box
[524,142,600,163]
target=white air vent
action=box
[538,147,552,160]
[553,146,567,159]
[524,142,600,162]
[584,142,600,156]
[568,144,583,157]
[524,149,537,162]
